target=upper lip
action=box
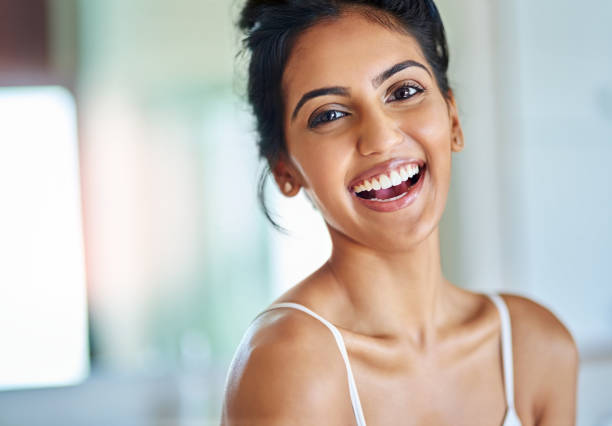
[347,157,425,191]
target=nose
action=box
[356,107,403,156]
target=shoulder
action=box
[500,293,579,423]
[500,293,578,362]
[221,306,354,425]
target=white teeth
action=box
[390,171,402,186]
[371,177,381,190]
[379,174,392,189]
[353,164,423,194]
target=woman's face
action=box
[278,11,463,252]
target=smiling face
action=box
[276,10,463,252]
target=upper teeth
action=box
[353,164,420,193]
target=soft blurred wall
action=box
[76,0,270,370]
[436,1,612,424]
[2,0,271,424]
[438,0,612,358]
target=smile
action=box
[348,160,427,212]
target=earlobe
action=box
[278,178,300,197]
[451,134,464,153]
[281,180,300,197]
[272,158,301,197]
[283,181,294,194]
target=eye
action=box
[308,109,349,128]
[387,83,424,102]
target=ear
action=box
[446,90,464,153]
[271,155,301,197]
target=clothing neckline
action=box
[259,293,521,426]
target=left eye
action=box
[387,84,423,102]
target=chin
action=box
[373,217,440,253]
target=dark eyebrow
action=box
[291,86,350,121]
[371,59,432,89]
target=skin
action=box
[222,11,578,426]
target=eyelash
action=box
[308,82,425,129]
[308,110,348,128]
[387,82,425,102]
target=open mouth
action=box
[352,163,426,202]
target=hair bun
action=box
[238,0,287,32]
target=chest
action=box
[343,339,532,426]
[355,369,505,425]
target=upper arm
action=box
[503,294,579,426]
[221,312,351,426]
[537,328,579,426]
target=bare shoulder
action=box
[221,306,353,426]
[500,293,579,424]
[500,293,577,354]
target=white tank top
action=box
[259,293,522,426]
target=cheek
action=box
[400,99,453,196]
[402,100,452,170]
[289,140,357,228]
[407,99,452,150]
[290,137,352,195]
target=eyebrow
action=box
[371,59,432,89]
[291,86,350,121]
[291,59,432,121]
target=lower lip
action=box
[351,169,426,213]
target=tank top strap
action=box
[259,302,367,426]
[487,294,518,411]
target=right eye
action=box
[308,109,349,128]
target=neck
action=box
[326,227,452,346]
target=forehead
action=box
[282,12,428,100]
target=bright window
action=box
[0,86,89,390]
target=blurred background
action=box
[0,0,610,425]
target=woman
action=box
[222,1,578,424]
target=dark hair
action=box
[237,0,450,229]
